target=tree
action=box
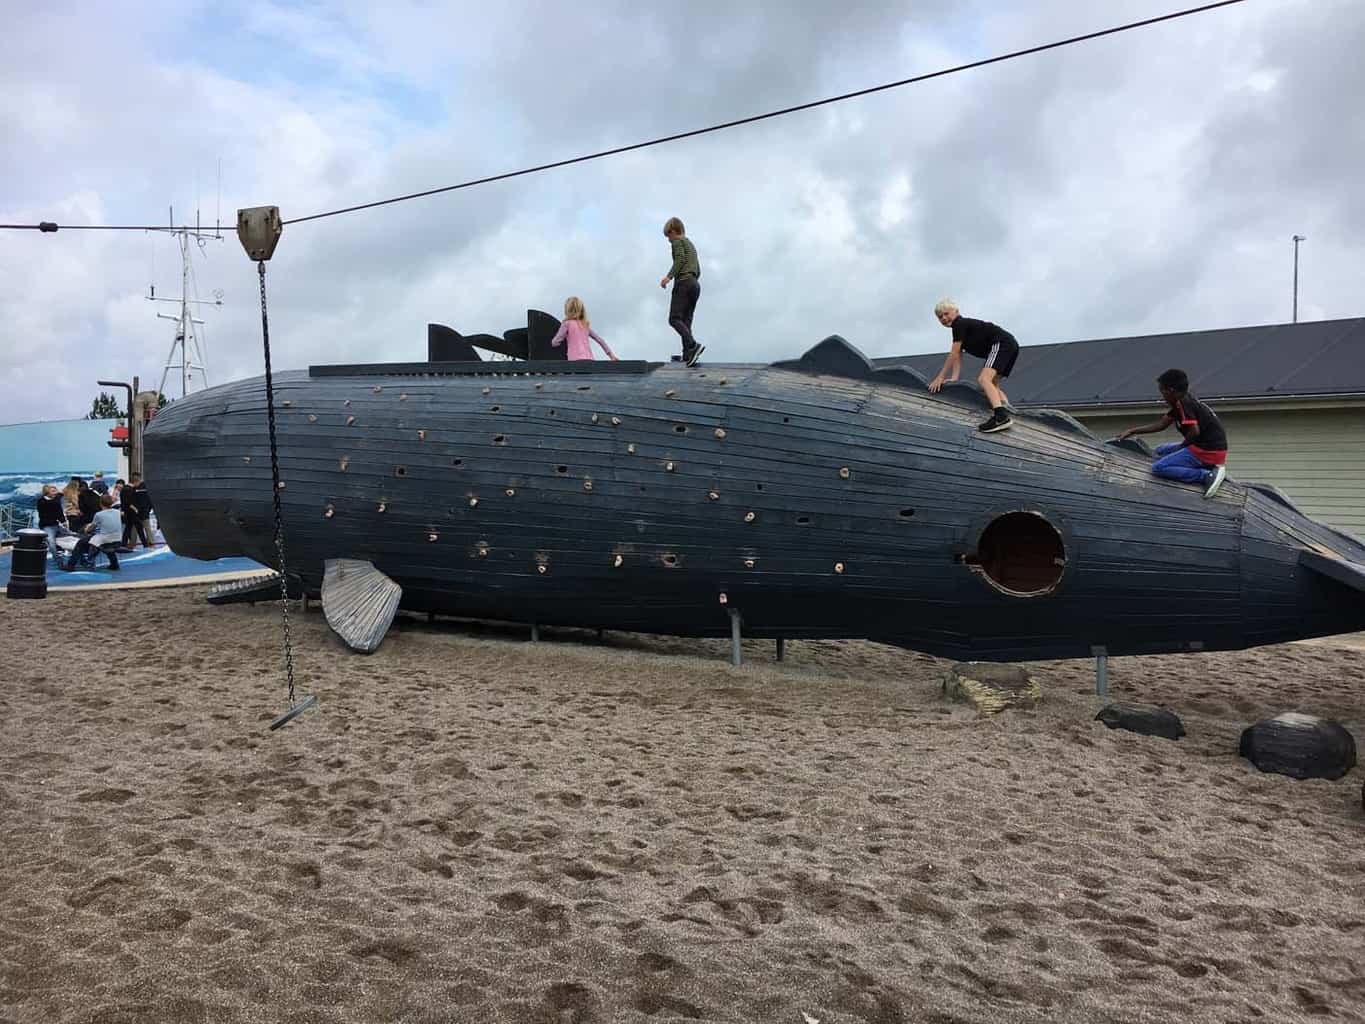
[86,392,125,420]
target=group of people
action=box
[926,300,1227,498]
[550,216,705,368]
[35,471,155,570]
[551,223,1228,500]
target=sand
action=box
[1,587,1362,1024]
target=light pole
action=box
[1292,234,1306,323]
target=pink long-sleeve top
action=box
[550,318,616,360]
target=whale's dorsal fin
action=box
[772,335,992,410]
[323,559,403,653]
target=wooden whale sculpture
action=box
[144,321,1365,659]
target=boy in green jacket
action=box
[660,216,704,366]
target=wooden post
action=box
[775,637,786,662]
[729,608,742,667]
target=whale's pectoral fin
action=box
[1299,549,1365,594]
[322,559,403,654]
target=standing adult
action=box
[124,473,154,548]
[62,477,83,532]
[76,478,102,530]
[659,217,704,366]
[90,471,110,495]
[927,299,1020,434]
[36,483,73,558]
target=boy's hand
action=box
[928,376,944,393]
[659,275,669,289]
[1116,429,1133,440]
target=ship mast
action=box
[150,204,224,399]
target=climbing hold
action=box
[428,531,439,542]
[505,488,516,497]
[469,497,479,507]
[399,392,408,401]
[417,429,426,441]
[744,559,755,569]
[611,416,622,426]
[613,554,623,568]
[339,457,349,471]
[839,467,850,480]
[744,512,756,523]
[714,428,727,439]
[282,399,292,407]
[307,414,317,423]
[835,562,845,574]
[242,456,252,464]
[537,564,548,574]
[276,481,287,490]
[534,382,544,390]
[478,545,489,558]
[591,413,600,424]
[665,389,677,398]
[324,505,335,518]
[708,491,719,501]
[343,399,351,406]
[719,593,728,605]
[346,415,356,426]
[718,378,728,385]
[481,386,491,395]
[583,480,594,492]
[627,444,637,455]
[377,501,387,513]
[665,462,676,472]
[372,385,383,394]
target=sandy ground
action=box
[1,588,1362,1024]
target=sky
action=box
[1,0,1360,424]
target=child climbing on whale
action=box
[549,297,618,361]
[927,299,1019,433]
[1117,368,1227,499]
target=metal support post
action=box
[775,637,786,662]
[1092,645,1109,696]
[729,608,742,667]
[530,623,540,642]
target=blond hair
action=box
[663,216,685,237]
[563,296,589,329]
[934,298,958,317]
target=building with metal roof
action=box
[878,318,1365,536]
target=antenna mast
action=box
[150,201,225,399]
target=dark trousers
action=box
[124,515,150,547]
[668,275,701,356]
[67,536,119,570]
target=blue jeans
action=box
[1151,442,1212,485]
[43,524,74,558]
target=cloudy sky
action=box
[2,0,1360,424]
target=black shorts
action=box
[982,336,1018,378]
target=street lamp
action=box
[1292,235,1306,323]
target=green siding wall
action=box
[1071,406,1365,538]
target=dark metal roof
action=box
[874,317,1365,408]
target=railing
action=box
[0,502,33,542]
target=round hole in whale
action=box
[452,458,464,468]
[674,424,687,434]
[796,514,812,526]
[395,465,408,478]
[965,511,1066,597]
[556,465,569,475]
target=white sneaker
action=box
[1203,465,1226,499]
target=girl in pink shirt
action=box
[549,297,618,361]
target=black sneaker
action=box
[1203,465,1226,499]
[685,344,705,367]
[978,409,1012,433]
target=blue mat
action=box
[1,544,268,589]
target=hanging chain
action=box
[256,260,298,707]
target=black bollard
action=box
[7,529,50,599]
